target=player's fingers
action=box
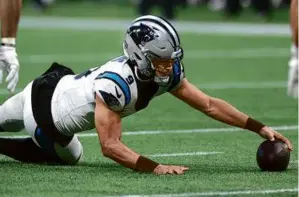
[269,136,275,141]
[182,167,189,171]
[275,134,293,151]
[286,141,293,151]
[266,131,275,141]
[273,131,293,150]
[0,69,3,84]
[5,67,17,83]
[7,74,18,92]
[173,169,184,175]
[173,167,188,174]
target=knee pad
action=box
[54,135,83,165]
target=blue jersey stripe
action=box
[168,61,181,91]
[96,72,131,105]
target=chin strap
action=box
[154,75,170,86]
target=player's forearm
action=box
[97,118,159,172]
[102,139,160,172]
[101,139,140,169]
[0,0,22,38]
[205,97,267,133]
[205,97,249,128]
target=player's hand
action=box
[0,45,20,92]
[287,56,298,98]
[258,126,293,151]
[153,164,189,175]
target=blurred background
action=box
[23,0,292,22]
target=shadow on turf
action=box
[0,160,133,173]
[0,159,296,174]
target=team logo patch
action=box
[99,90,121,109]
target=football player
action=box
[0,0,22,93]
[0,15,293,175]
[287,0,298,98]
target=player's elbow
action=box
[200,96,214,114]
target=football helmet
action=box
[123,15,183,83]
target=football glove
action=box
[0,44,20,92]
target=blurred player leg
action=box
[225,0,242,16]
[251,0,273,19]
[161,0,175,19]
[287,0,298,98]
[0,0,22,92]
[139,0,156,16]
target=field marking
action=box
[1,125,297,139]
[0,80,288,95]
[196,81,287,90]
[147,151,224,158]
[114,188,298,197]
[20,48,290,63]
[20,16,290,36]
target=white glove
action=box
[0,45,20,92]
[287,54,298,98]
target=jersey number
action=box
[126,75,134,85]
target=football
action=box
[256,140,290,171]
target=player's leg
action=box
[0,130,83,164]
[288,0,298,98]
[0,82,50,162]
[0,82,83,164]
[22,80,83,165]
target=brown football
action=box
[256,140,290,171]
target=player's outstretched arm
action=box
[171,79,293,150]
[94,95,189,175]
[0,0,22,92]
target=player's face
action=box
[152,59,174,76]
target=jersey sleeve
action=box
[94,72,131,111]
[167,61,185,92]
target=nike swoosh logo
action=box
[115,86,122,98]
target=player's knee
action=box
[54,135,83,165]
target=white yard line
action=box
[147,151,224,158]
[196,81,286,90]
[0,80,288,95]
[1,125,297,138]
[20,48,290,63]
[20,17,290,36]
[114,188,298,197]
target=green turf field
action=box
[0,21,298,197]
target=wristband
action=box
[245,117,265,133]
[135,156,159,172]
